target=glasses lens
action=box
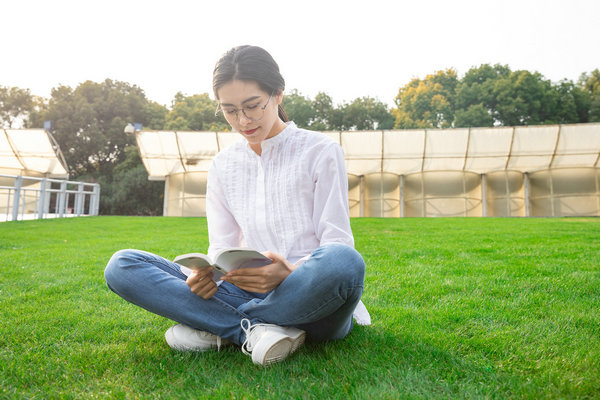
[242,106,264,122]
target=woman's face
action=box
[217,80,285,154]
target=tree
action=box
[493,70,559,126]
[0,86,33,128]
[144,100,169,130]
[98,146,163,215]
[580,69,600,122]
[282,90,394,131]
[165,92,228,131]
[554,79,590,124]
[311,92,335,131]
[393,69,458,129]
[39,79,168,176]
[282,89,316,129]
[455,104,494,127]
[339,97,395,130]
[454,64,511,127]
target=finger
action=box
[234,282,272,293]
[227,264,276,277]
[199,284,218,300]
[187,268,213,284]
[190,278,216,293]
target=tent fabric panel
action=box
[217,132,243,151]
[342,131,382,175]
[463,127,513,172]
[425,129,469,158]
[136,131,182,178]
[552,124,600,168]
[175,131,219,173]
[1,129,68,176]
[136,131,181,158]
[383,158,424,175]
[176,131,219,160]
[383,130,426,158]
[467,127,514,156]
[508,126,558,171]
[422,129,469,171]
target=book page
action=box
[214,249,272,272]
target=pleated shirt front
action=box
[206,122,354,264]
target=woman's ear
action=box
[275,90,284,105]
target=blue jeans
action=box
[104,243,365,346]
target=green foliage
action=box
[96,146,164,215]
[339,97,395,130]
[282,89,316,128]
[1,217,599,398]
[0,86,33,128]
[393,69,458,129]
[36,79,169,176]
[580,69,600,122]
[494,70,559,125]
[283,90,394,131]
[454,104,494,127]
[397,64,599,128]
[454,64,511,127]
[165,92,229,131]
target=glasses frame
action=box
[215,92,274,122]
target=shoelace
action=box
[196,328,223,351]
[240,318,270,356]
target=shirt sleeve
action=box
[311,142,355,248]
[206,160,243,260]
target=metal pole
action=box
[58,181,67,218]
[38,178,47,219]
[92,184,101,215]
[75,183,84,216]
[523,172,531,217]
[12,176,22,221]
[163,176,170,216]
[359,175,365,217]
[481,174,487,217]
[399,175,405,218]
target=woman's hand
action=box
[221,251,295,293]
[186,267,218,299]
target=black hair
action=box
[213,45,288,122]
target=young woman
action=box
[104,45,370,366]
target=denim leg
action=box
[104,244,365,345]
[237,243,365,342]
[104,249,265,345]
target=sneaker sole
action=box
[252,330,306,366]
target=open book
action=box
[174,248,272,281]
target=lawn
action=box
[0,217,598,399]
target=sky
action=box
[2,0,599,108]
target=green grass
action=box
[1,217,599,399]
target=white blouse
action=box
[192,122,370,325]
[206,122,353,263]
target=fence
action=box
[0,174,100,222]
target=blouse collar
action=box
[245,121,297,154]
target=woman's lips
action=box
[241,128,258,135]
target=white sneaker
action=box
[240,318,306,366]
[165,324,230,351]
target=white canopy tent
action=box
[0,129,99,221]
[136,123,600,217]
[0,129,68,178]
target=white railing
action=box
[0,174,100,222]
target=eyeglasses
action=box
[215,93,274,122]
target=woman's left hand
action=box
[220,251,295,293]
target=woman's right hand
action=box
[186,267,218,299]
